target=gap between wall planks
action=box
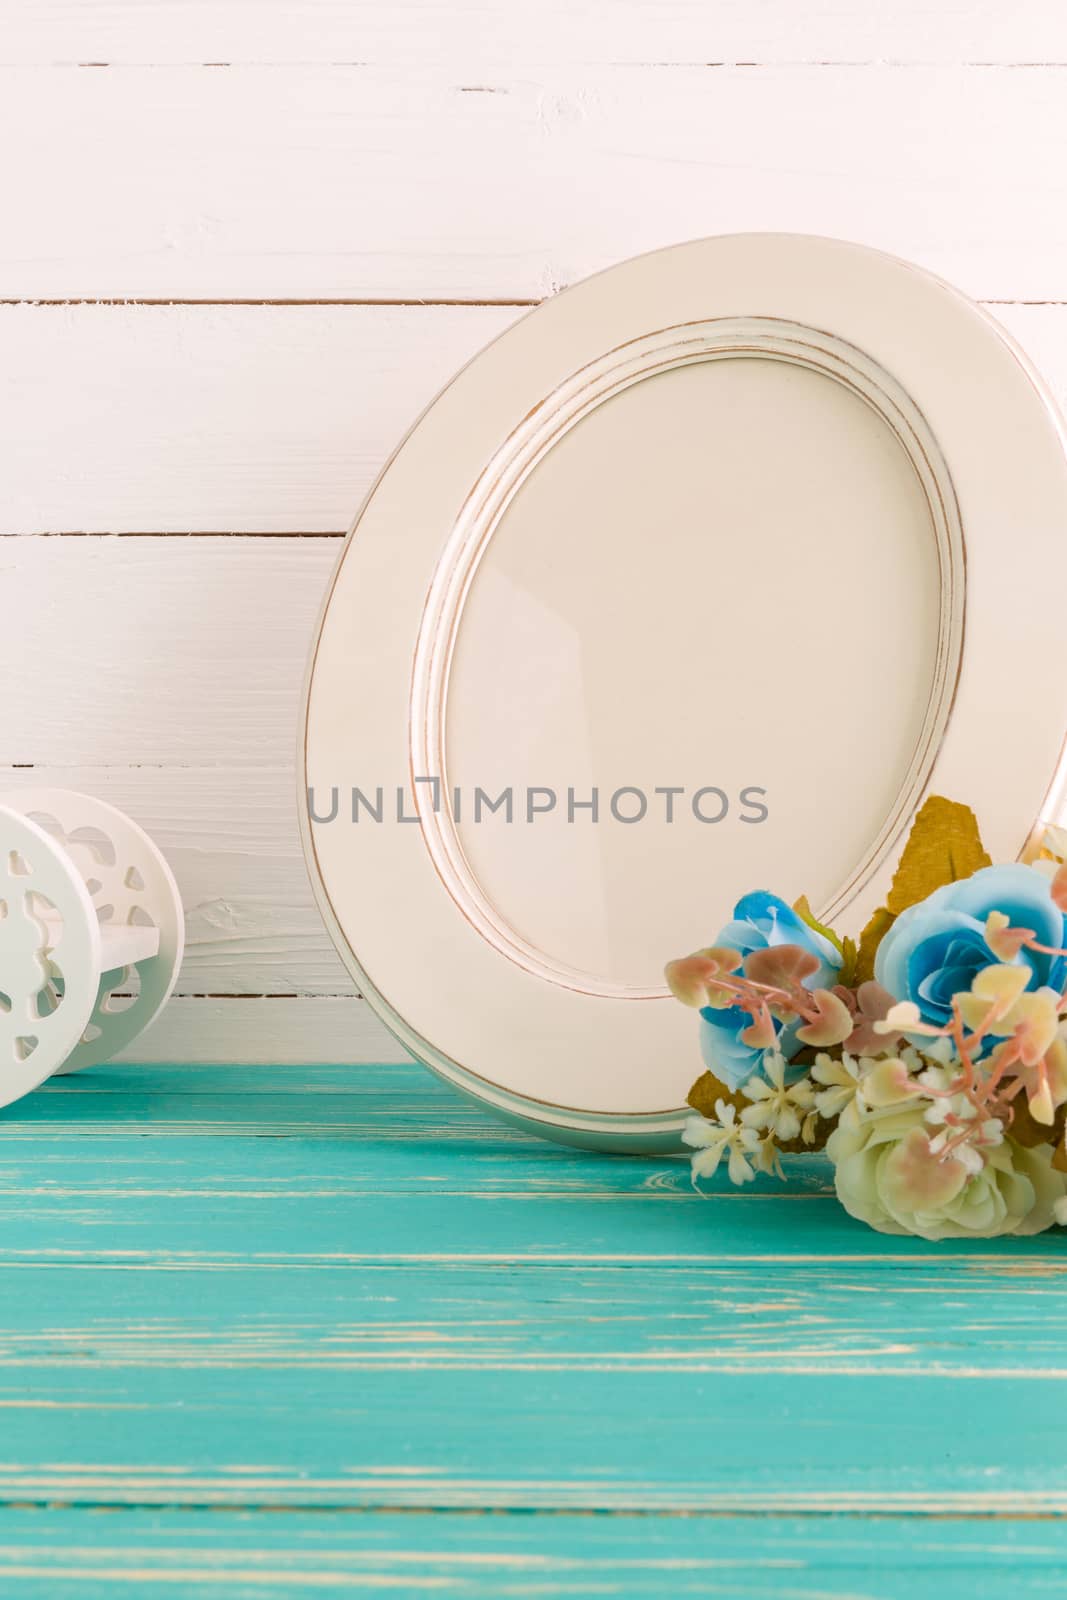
[7,64,1067,299]
[8,1,1067,66]
[3,301,1065,536]
[0,304,521,534]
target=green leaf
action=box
[792,894,844,956]
[854,907,896,987]
[852,796,991,985]
[837,935,858,991]
[885,795,991,916]
[686,1071,745,1119]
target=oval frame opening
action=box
[409,316,966,1000]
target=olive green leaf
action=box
[884,795,991,915]
[792,894,844,954]
[686,1070,745,1119]
[854,907,896,987]
[1012,1096,1065,1152]
[853,796,991,985]
[837,935,858,991]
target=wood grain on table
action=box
[1,1060,1065,1595]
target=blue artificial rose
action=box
[699,891,842,1090]
[717,891,842,988]
[698,1005,804,1091]
[874,863,1067,1028]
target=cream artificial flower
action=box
[682,1104,761,1186]
[740,1053,816,1143]
[826,1102,1067,1240]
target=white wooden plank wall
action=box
[4,2,1067,1064]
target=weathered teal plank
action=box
[5,1062,511,1135]
[3,1257,1066,1373]
[0,1064,1064,1523]
[0,1509,1066,1598]
[1,1359,1065,1510]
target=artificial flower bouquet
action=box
[667,796,1067,1239]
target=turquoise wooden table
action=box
[1,1060,1066,1596]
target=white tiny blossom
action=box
[958,1143,984,1176]
[918,1035,955,1068]
[929,1128,985,1176]
[916,1063,956,1098]
[682,1103,761,1186]
[924,1091,978,1129]
[927,1111,1003,1177]
[740,1053,815,1142]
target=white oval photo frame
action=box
[301,235,1067,1150]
